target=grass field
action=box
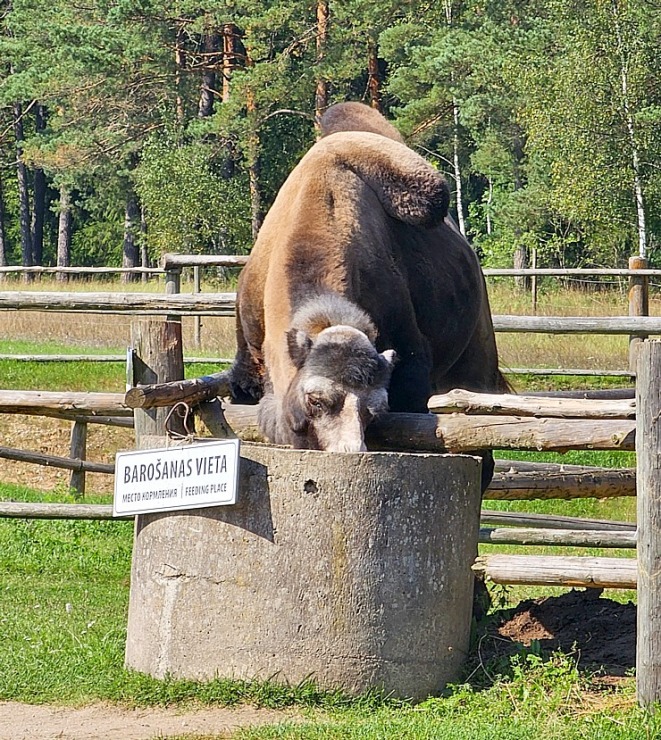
[0,280,656,738]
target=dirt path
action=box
[0,701,295,740]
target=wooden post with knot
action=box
[637,339,661,708]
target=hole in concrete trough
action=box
[303,479,318,494]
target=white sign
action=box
[113,439,240,517]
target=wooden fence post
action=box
[68,420,87,497]
[193,265,202,349]
[629,255,649,374]
[637,339,661,707]
[165,266,182,324]
[165,266,181,296]
[130,320,185,449]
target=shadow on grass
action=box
[464,587,636,691]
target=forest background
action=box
[0,0,659,276]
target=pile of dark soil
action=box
[477,588,636,677]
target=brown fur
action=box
[228,102,507,482]
[320,101,405,143]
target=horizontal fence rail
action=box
[485,466,636,501]
[158,256,661,278]
[428,389,636,418]
[0,291,237,315]
[492,315,661,335]
[505,367,634,377]
[0,390,131,416]
[0,266,163,275]
[2,260,660,278]
[0,354,232,364]
[0,445,114,474]
[5,254,661,278]
[479,509,636,531]
[483,267,661,277]
[473,554,637,589]
[478,527,636,548]
[161,254,249,269]
[2,291,660,335]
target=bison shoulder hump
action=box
[314,131,449,228]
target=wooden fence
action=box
[2,260,661,703]
[2,254,661,375]
[0,276,655,496]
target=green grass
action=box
[0,486,132,703]
[0,338,124,355]
[0,357,224,392]
[237,675,657,739]
[505,373,634,393]
[0,359,126,392]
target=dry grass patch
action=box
[487,282,660,373]
[2,312,238,358]
[0,414,131,495]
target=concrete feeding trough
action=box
[125,444,482,700]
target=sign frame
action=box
[113,438,240,517]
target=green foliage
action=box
[0,0,660,267]
[135,133,252,255]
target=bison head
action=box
[280,324,396,452]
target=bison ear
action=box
[377,349,397,382]
[286,328,313,369]
[380,349,397,367]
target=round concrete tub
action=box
[125,444,482,700]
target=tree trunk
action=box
[221,23,241,103]
[612,0,647,259]
[247,134,262,239]
[219,23,241,179]
[122,191,140,282]
[31,103,47,266]
[175,25,186,126]
[198,30,221,118]
[140,205,149,283]
[485,176,493,235]
[245,50,263,238]
[443,2,466,236]
[13,102,33,279]
[56,185,72,282]
[314,0,330,130]
[0,175,7,276]
[451,99,466,236]
[513,244,530,290]
[367,33,383,112]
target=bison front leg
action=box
[386,351,433,413]
[227,320,264,404]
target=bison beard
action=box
[227,102,507,492]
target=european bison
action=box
[228,102,507,487]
